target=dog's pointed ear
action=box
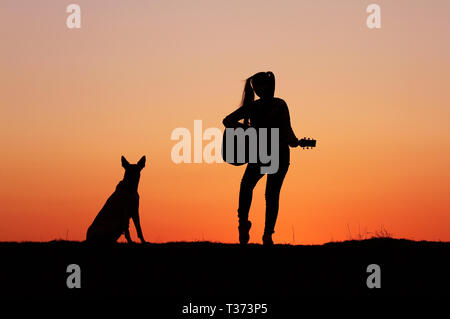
[138,156,146,169]
[121,156,130,168]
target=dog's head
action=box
[121,155,146,189]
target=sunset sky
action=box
[1,0,449,244]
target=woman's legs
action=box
[237,164,264,222]
[237,164,263,244]
[236,162,289,244]
[264,162,289,236]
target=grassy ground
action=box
[0,238,449,299]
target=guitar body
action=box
[221,128,253,166]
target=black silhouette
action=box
[2,238,450,298]
[86,156,147,244]
[223,72,302,246]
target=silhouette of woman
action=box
[223,72,300,246]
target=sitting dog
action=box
[86,156,147,244]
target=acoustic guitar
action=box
[222,128,316,166]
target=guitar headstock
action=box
[298,137,316,149]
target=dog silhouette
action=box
[86,156,147,244]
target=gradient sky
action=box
[1,0,449,243]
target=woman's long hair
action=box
[240,71,275,126]
[240,77,254,126]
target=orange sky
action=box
[1,0,449,244]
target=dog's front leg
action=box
[124,228,133,243]
[132,200,146,243]
[133,214,146,243]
